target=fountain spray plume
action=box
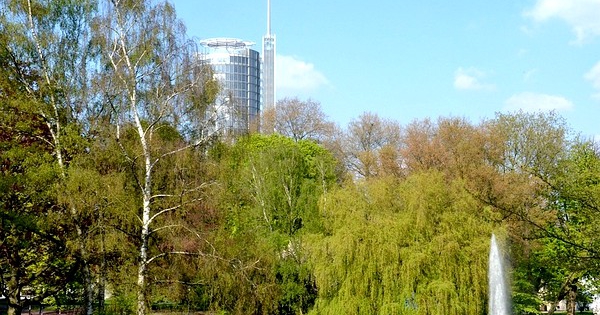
[489,233,510,315]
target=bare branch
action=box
[149,224,181,235]
[149,194,176,200]
[149,138,209,171]
[147,204,182,225]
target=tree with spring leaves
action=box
[0,0,99,313]
[524,140,600,315]
[305,172,494,315]
[0,57,75,315]
[339,112,402,179]
[94,1,219,314]
[261,97,336,143]
[208,134,337,314]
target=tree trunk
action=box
[7,303,22,315]
[547,274,577,315]
[5,267,23,315]
[98,220,106,313]
[135,109,152,315]
[136,230,149,315]
[7,290,22,315]
[83,263,94,315]
[566,281,578,315]
[98,272,106,313]
[547,300,558,315]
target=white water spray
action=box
[489,234,510,315]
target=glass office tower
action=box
[199,38,261,135]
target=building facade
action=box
[199,38,261,135]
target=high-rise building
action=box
[262,0,276,112]
[199,38,261,135]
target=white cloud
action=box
[523,68,538,82]
[276,55,329,97]
[525,0,600,43]
[453,67,495,91]
[504,92,574,112]
[585,61,600,90]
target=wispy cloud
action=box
[504,92,574,112]
[453,67,495,91]
[525,0,600,43]
[584,61,600,99]
[276,55,329,97]
[523,69,538,82]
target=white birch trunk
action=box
[136,134,152,315]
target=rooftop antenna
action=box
[267,0,271,35]
[262,0,276,114]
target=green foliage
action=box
[104,293,137,315]
[222,134,336,237]
[0,105,77,313]
[274,256,318,314]
[306,173,494,315]
[3,2,600,314]
[500,118,599,315]
[197,134,338,314]
[487,110,569,177]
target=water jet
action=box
[489,234,510,315]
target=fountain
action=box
[489,234,510,315]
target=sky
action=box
[171,0,600,140]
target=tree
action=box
[401,117,488,178]
[533,141,600,315]
[0,0,101,313]
[228,134,336,236]
[261,97,335,143]
[0,99,75,315]
[305,172,495,315]
[547,141,600,259]
[478,111,600,315]
[209,134,337,314]
[95,1,218,314]
[339,112,402,178]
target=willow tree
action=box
[95,1,218,314]
[305,172,495,315]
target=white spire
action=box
[267,0,271,35]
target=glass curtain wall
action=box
[200,39,261,136]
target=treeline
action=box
[1,1,599,315]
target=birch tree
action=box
[0,55,74,315]
[96,1,218,314]
[0,1,99,313]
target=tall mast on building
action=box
[267,0,271,35]
[262,0,276,112]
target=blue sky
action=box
[172,0,600,140]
